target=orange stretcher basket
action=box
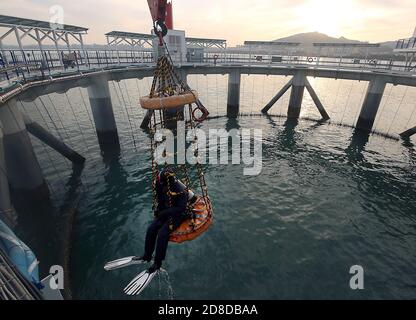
[169,196,213,244]
[140,91,198,110]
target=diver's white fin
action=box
[104,256,145,271]
[124,269,158,296]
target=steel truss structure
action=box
[186,37,227,49]
[105,31,156,48]
[0,15,88,67]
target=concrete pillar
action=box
[400,126,416,139]
[356,76,387,131]
[305,78,330,120]
[288,70,307,119]
[262,78,293,114]
[23,114,86,164]
[0,121,16,225]
[87,76,120,149]
[0,99,49,198]
[140,110,154,130]
[227,69,241,118]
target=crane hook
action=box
[154,20,168,46]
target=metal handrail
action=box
[0,247,43,300]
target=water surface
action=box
[13,77,416,299]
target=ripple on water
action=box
[22,114,416,299]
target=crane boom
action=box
[147,0,167,23]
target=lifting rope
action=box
[141,41,213,243]
[387,86,409,136]
[116,81,138,151]
[21,100,62,195]
[340,80,355,125]
[374,84,393,130]
[353,81,369,124]
[49,93,72,142]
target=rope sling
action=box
[141,46,213,244]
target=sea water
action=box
[12,76,416,299]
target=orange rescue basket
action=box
[169,196,213,244]
[140,91,198,111]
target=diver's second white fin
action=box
[124,269,158,296]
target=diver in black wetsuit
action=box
[139,168,196,273]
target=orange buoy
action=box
[140,91,198,110]
[170,196,213,244]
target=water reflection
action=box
[345,129,370,164]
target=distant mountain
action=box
[379,40,397,49]
[273,32,364,46]
[271,31,397,55]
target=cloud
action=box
[0,0,414,46]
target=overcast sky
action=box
[0,0,415,46]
